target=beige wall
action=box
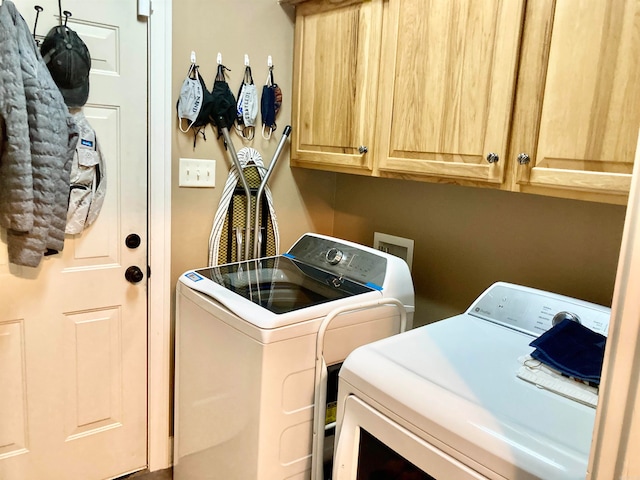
[171,1,336,290]
[171,2,627,331]
[332,175,627,327]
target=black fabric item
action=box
[210,80,236,134]
[193,73,214,128]
[40,25,91,107]
[529,318,607,385]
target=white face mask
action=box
[242,84,258,127]
[177,65,203,133]
[235,66,259,140]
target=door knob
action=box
[125,233,141,249]
[125,266,144,284]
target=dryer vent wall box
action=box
[374,232,414,271]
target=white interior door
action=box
[0,1,148,479]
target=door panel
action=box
[0,319,28,458]
[0,1,148,479]
[62,306,123,439]
[521,0,640,195]
[377,0,525,183]
[290,0,383,172]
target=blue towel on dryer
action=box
[529,319,606,386]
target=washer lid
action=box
[192,255,373,313]
[179,255,383,329]
[340,313,598,480]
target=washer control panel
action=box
[287,234,388,288]
[468,282,611,337]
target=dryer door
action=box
[333,395,490,480]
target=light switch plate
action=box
[179,158,215,187]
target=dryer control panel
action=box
[467,282,611,337]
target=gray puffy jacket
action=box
[0,1,78,268]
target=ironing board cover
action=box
[208,147,279,266]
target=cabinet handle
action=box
[358,145,368,154]
[517,153,531,165]
[486,152,499,164]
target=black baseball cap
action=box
[40,25,91,107]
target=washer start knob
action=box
[325,248,344,265]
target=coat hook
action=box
[63,10,72,27]
[33,5,43,43]
[244,54,250,67]
[267,55,273,68]
[217,52,222,65]
[190,50,196,65]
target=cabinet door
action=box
[516,0,640,198]
[290,0,382,173]
[377,0,525,184]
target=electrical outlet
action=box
[373,232,414,271]
[179,158,215,187]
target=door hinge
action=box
[138,0,151,17]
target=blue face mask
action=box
[260,69,282,140]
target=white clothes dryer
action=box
[173,233,414,480]
[333,282,610,480]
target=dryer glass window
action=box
[195,256,374,314]
[356,429,436,480]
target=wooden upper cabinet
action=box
[514,0,640,201]
[288,0,640,203]
[290,0,383,173]
[376,0,525,183]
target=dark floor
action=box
[117,467,172,480]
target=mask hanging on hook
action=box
[176,61,204,133]
[176,51,217,148]
[235,63,258,141]
[209,62,237,141]
[260,63,282,140]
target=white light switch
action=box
[179,158,215,187]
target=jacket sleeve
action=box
[0,4,34,233]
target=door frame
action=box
[148,0,173,471]
[588,131,640,478]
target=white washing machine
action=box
[173,233,414,480]
[333,282,610,480]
